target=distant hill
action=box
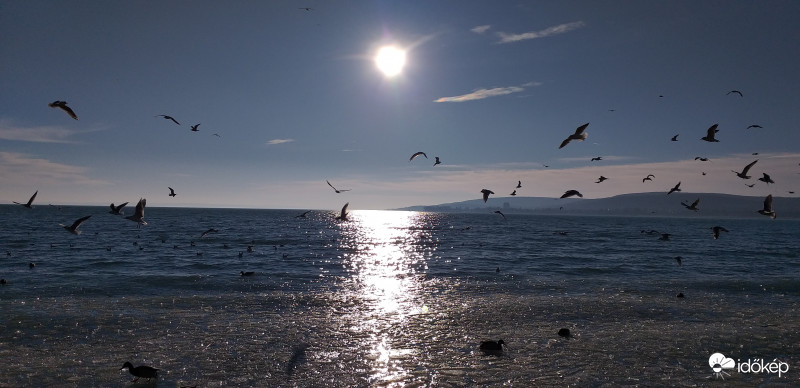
[396,192,800,218]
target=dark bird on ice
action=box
[156,115,180,125]
[559,123,589,149]
[120,362,159,382]
[125,198,147,227]
[758,173,775,185]
[747,124,762,129]
[13,190,38,208]
[480,189,494,203]
[671,134,679,141]
[494,210,506,220]
[190,123,200,132]
[711,226,729,239]
[48,100,78,120]
[642,174,655,182]
[168,187,177,197]
[335,202,350,221]
[109,202,128,215]
[681,198,700,211]
[701,124,720,142]
[726,90,743,97]
[326,180,350,193]
[433,156,441,166]
[667,181,682,195]
[757,194,776,219]
[61,215,91,235]
[479,339,506,353]
[591,156,602,161]
[732,159,758,179]
[560,190,583,199]
[200,228,219,238]
[409,151,427,161]
[595,176,608,183]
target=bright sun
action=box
[375,46,406,77]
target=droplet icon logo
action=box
[709,353,736,378]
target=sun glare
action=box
[375,46,406,77]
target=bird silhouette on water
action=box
[559,123,589,149]
[336,202,349,221]
[479,339,506,354]
[125,198,147,227]
[48,100,78,120]
[120,362,158,382]
[13,190,38,208]
[711,226,729,239]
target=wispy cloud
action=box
[471,25,491,34]
[0,151,108,186]
[497,21,585,44]
[266,138,294,145]
[0,120,82,143]
[434,82,541,103]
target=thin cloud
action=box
[434,80,544,103]
[497,21,585,44]
[0,151,108,186]
[471,25,491,34]
[266,138,294,145]
[0,120,81,143]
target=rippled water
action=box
[1,205,799,387]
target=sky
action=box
[2,1,799,210]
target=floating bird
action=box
[29,262,35,269]
[732,159,758,179]
[758,173,774,185]
[560,190,583,199]
[240,271,255,276]
[509,190,517,196]
[681,198,700,211]
[409,151,427,161]
[200,228,219,238]
[711,226,729,239]
[479,339,506,353]
[747,124,762,129]
[558,122,589,149]
[558,328,571,338]
[642,174,655,182]
[694,157,709,161]
[326,180,350,193]
[701,123,720,142]
[168,187,177,197]
[480,189,494,203]
[295,210,312,218]
[726,90,743,97]
[671,134,679,141]
[48,100,78,120]
[433,157,441,166]
[674,256,682,266]
[595,176,608,183]
[125,198,147,227]
[516,181,522,189]
[667,181,682,195]
[13,190,38,208]
[336,202,349,221]
[156,115,180,125]
[121,362,159,382]
[61,215,91,235]
[494,210,506,220]
[641,229,660,235]
[659,233,671,241]
[757,194,776,219]
[109,202,128,215]
[591,156,602,161]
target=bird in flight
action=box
[156,115,180,125]
[701,124,720,142]
[409,151,427,161]
[668,181,682,195]
[726,90,743,97]
[747,124,762,129]
[168,187,177,197]
[212,133,221,137]
[190,124,200,132]
[732,159,758,179]
[61,215,91,235]
[494,210,506,220]
[758,173,775,185]
[298,7,312,11]
[13,190,38,208]
[559,123,589,149]
[481,189,494,203]
[200,228,219,238]
[516,181,522,189]
[711,226,729,239]
[595,176,608,183]
[681,198,700,211]
[694,157,709,161]
[109,202,128,215]
[642,174,655,183]
[125,198,147,227]
[48,101,78,120]
[510,190,517,196]
[671,134,679,141]
[757,194,776,219]
[335,202,349,221]
[433,157,441,166]
[560,190,583,199]
[745,183,756,188]
[326,180,350,193]
[591,156,602,162]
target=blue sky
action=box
[2,1,799,210]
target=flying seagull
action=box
[494,210,506,220]
[433,157,441,166]
[671,134,679,141]
[61,215,91,235]
[109,202,128,215]
[48,101,78,120]
[747,124,762,129]
[642,174,655,182]
[595,176,608,183]
[156,115,180,125]
[758,173,775,185]
[168,187,177,197]
[510,190,517,196]
[409,151,427,161]
[667,181,682,195]
[558,122,589,149]
[121,362,159,383]
[701,124,720,142]
[13,190,38,208]
[732,159,758,179]
[726,90,743,97]
[694,157,709,161]
[125,198,147,227]
[591,156,602,161]
[326,180,350,193]
[335,202,349,221]
[516,181,522,189]
[200,228,219,238]
[757,194,776,219]
[190,123,200,132]
[745,183,756,188]
[560,190,583,199]
[681,198,700,211]
[480,189,494,203]
[711,226,729,239]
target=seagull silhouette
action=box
[295,210,312,218]
[109,202,128,215]
[667,181,682,195]
[48,101,78,120]
[433,156,441,166]
[681,198,700,211]
[510,190,517,196]
[121,362,159,383]
[732,159,758,179]
[711,226,729,239]
[757,194,776,219]
[156,115,180,125]
[726,90,743,97]
[694,157,709,161]
[125,198,147,227]
[671,134,679,141]
[758,173,774,184]
[481,189,494,203]
[200,228,219,238]
[560,190,583,198]
[168,187,177,197]
[642,174,655,183]
[61,215,91,235]
[494,210,506,219]
[516,181,522,189]
[747,124,762,129]
[335,202,349,221]
[326,180,350,193]
[591,156,602,161]
[190,124,200,132]
[409,151,427,161]
[595,176,608,183]
[701,124,720,142]
[559,123,589,149]
[13,190,38,208]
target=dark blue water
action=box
[1,205,798,386]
